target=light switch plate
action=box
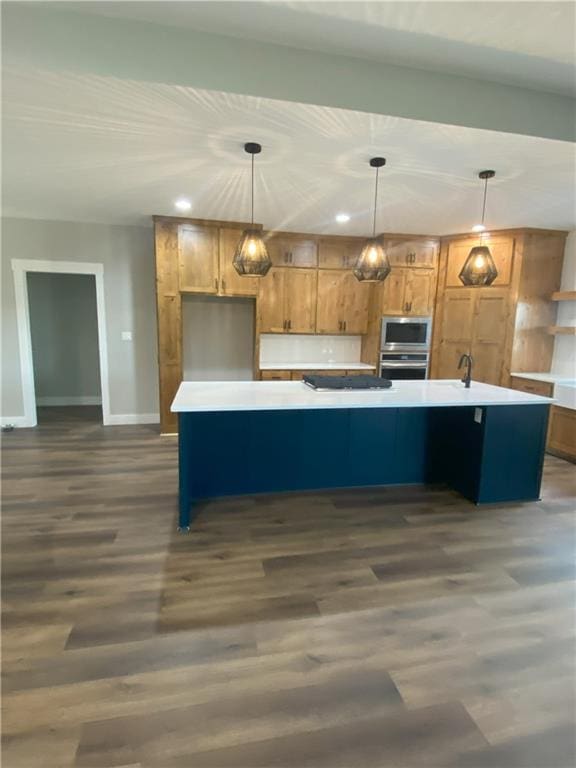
[474,407,483,424]
[121,331,132,341]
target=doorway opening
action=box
[27,272,102,425]
[12,259,111,428]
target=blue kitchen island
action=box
[171,380,552,530]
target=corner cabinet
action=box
[258,268,317,333]
[430,230,568,386]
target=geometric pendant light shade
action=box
[233,142,272,277]
[460,170,498,287]
[353,157,391,282]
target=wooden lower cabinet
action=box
[547,405,576,462]
[260,369,373,381]
[509,376,553,398]
[260,370,291,381]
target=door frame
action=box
[11,259,111,427]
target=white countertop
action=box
[172,380,553,413]
[511,372,576,385]
[259,362,376,371]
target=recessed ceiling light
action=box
[472,224,485,232]
[335,213,350,223]
[175,198,192,212]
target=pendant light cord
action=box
[481,175,488,227]
[251,152,255,226]
[372,166,379,237]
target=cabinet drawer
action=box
[509,377,553,398]
[260,370,291,381]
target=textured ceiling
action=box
[55,0,576,95]
[3,66,574,235]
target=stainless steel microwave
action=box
[380,316,432,351]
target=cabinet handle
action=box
[214,278,218,290]
[288,319,292,331]
[343,321,347,331]
[283,320,287,331]
[222,279,226,292]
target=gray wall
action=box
[1,217,158,421]
[27,272,100,403]
[182,295,255,381]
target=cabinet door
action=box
[316,270,345,333]
[385,239,438,268]
[285,268,317,333]
[405,269,435,315]
[547,406,576,460]
[446,237,514,287]
[440,290,476,342]
[178,224,219,293]
[218,228,259,297]
[436,342,472,380]
[381,268,408,315]
[318,238,361,269]
[267,236,318,268]
[339,272,370,334]
[471,289,510,385]
[258,268,286,333]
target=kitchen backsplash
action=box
[260,334,362,365]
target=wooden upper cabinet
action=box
[258,268,286,333]
[316,270,344,333]
[445,237,514,287]
[381,269,408,315]
[405,269,436,315]
[258,268,317,333]
[218,228,259,297]
[316,270,369,334]
[266,235,318,268]
[285,268,317,333]
[380,268,435,316]
[178,224,219,293]
[339,272,370,334]
[318,237,362,269]
[384,239,438,268]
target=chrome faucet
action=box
[458,353,473,389]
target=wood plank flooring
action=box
[2,406,576,767]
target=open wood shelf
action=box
[551,291,576,301]
[547,326,576,336]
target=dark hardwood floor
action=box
[2,407,575,768]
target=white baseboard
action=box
[105,413,160,426]
[36,396,102,406]
[1,415,33,429]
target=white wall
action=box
[28,272,101,404]
[551,231,576,378]
[259,334,362,365]
[1,217,158,422]
[182,295,255,381]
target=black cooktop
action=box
[303,375,392,391]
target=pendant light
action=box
[353,157,391,282]
[233,142,272,277]
[459,170,498,286]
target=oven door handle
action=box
[380,361,428,368]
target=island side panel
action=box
[177,407,431,527]
[477,404,550,503]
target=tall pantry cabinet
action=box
[430,230,567,385]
